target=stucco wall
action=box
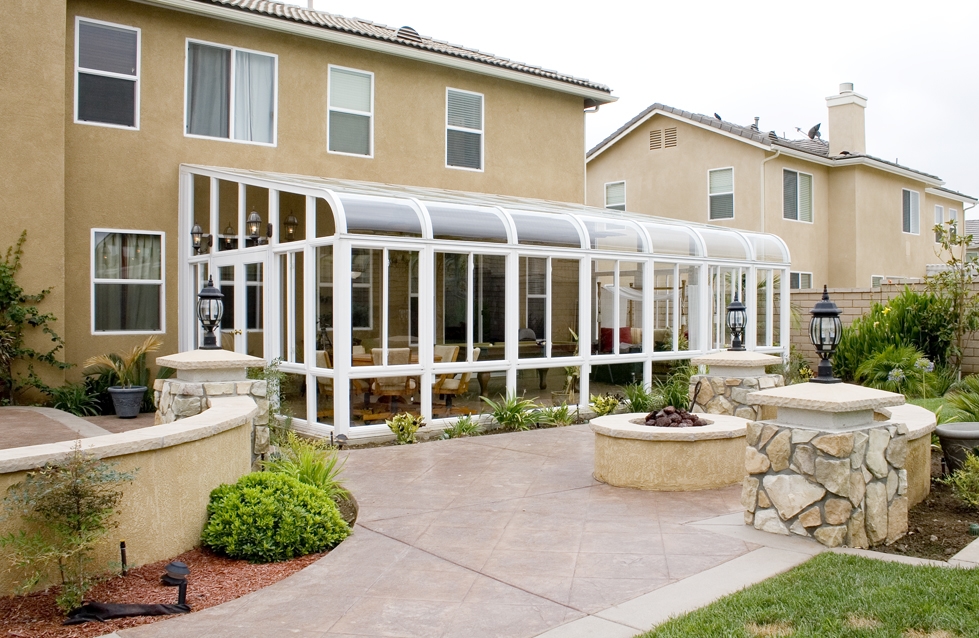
[0,0,68,394]
[0,396,255,595]
[60,0,588,374]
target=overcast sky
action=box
[308,0,978,216]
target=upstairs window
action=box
[605,181,626,211]
[790,272,812,290]
[902,189,920,234]
[75,18,139,128]
[186,41,276,145]
[446,88,483,170]
[328,66,373,156]
[783,169,813,222]
[709,168,734,220]
[935,205,944,242]
[950,208,959,238]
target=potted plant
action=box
[83,336,163,418]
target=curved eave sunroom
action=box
[178,165,790,439]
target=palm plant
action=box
[481,392,540,431]
[941,375,979,423]
[83,335,163,388]
[855,345,933,396]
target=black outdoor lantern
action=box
[809,285,843,383]
[161,560,190,607]
[283,211,299,241]
[197,276,224,350]
[190,223,212,255]
[246,210,263,240]
[725,290,747,351]
[222,222,235,250]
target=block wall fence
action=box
[789,283,979,375]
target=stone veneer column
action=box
[154,350,268,468]
[743,383,909,548]
[689,351,784,420]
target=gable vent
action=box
[396,26,422,43]
[664,127,677,147]
[649,129,662,150]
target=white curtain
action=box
[234,51,275,144]
[94,233,161,331]
[186,43,229,138]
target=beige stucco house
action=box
[586,83,976,290]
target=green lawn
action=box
[908,397,946,415]
[639,553,979,638]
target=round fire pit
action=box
[590,412,749,491]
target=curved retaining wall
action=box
[877,404,936,507]
[591,413,749,491]
[0,396,256,596]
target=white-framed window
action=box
[446,88,483,171]
[91,230,164,333]
[783,169,813,222]
[185,39,277,145]
[950,208,959,238]
[523,256,547,338]
[708,168,734,220]
[605,181,626,211]
[328,65,373,157]
[350,248,373,330]
[75,17,140,129]
[935,205,944,242]
[789,272,812,290]
[902,189,920,234]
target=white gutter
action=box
[774,145,944,187]
[131,0,616,105]
[759,148,780,234]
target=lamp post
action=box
[726,290,747,351]
[809,285,842,383]
[197,277,224,350]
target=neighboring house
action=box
[585,83,976,291]
[966,220,979,261]
[2,0,614,386]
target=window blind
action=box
[77,20,138,127]
[447,90,482,130]
[446,90,483,169]
[799,173,813,222]
[329,68,372,155]
[330,68,371,112]
[783,170,798,220]
[709,169,733,220]
[605,182,626,210]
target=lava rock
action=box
[644,407,708,428]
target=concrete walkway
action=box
[114,424,825,638]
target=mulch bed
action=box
[876,453,979,561]
[0,547,326,638]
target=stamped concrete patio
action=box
[113,424,823,638]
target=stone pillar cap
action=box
[747,382,904,412]
[156,349,265,370]
[691,351,781,368]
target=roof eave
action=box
[131,0,616,104]
[924,187,978,205]
[772,144,945,186]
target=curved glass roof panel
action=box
[509,211,582,248]
[744,232,789,263]
[424,202,509,243]
[582,217,643,252]
[338,194,423,237]
[696,227,749,260]
[641,222,703,257]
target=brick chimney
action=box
[826,82,867,156]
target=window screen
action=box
[329,67,372,156]
[446,89,483,170]
[605,182,626,211]
[76,19,139,127]
[783,170,813,222]
[709,168,734,220]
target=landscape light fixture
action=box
[190,223,211,255]
[161,560,190,607]
[725,291,747,351]
[197,276,224,350]
[808,285,843,383]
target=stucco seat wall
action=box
[591,413,748,491]
[0,396,256,596]
[877,404,937,507]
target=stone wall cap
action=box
[157,349,265,370]
[876,404,937,440]
[691,351,782,367]
[590,413,748,441]
[747,382,905,412]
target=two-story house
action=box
[585,83,976,291]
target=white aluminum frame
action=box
[74,16,141,130]
[604,180,626,211]
[327,64,375,158]
[183,38,279,147]
[782,168,814,224]
[445,87,484,172]
[902,188,920,235]
[90,228,165,335]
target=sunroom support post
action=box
[332,239,352,436]
[577,256,591,406]
[418,244,434,422]
[505,250,519,394]
[744,266,757,351]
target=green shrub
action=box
[201,472,349,563]
[0,444,136,612]
[263,432,345,501]
[541,403,576,426]
[481,392,540,431]
[855,345,934,396]
[939,375,979,423]
[386,412,425,444]
[590,393,620,416]
[47,383,99,417]
[623,383,655,413]
[441,414,481,439]
[942,451,979,509]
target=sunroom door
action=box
[211,254,267,358]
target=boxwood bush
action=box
[201,472,350,563]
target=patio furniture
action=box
[434,348,480,415]
[370,348,416,410]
